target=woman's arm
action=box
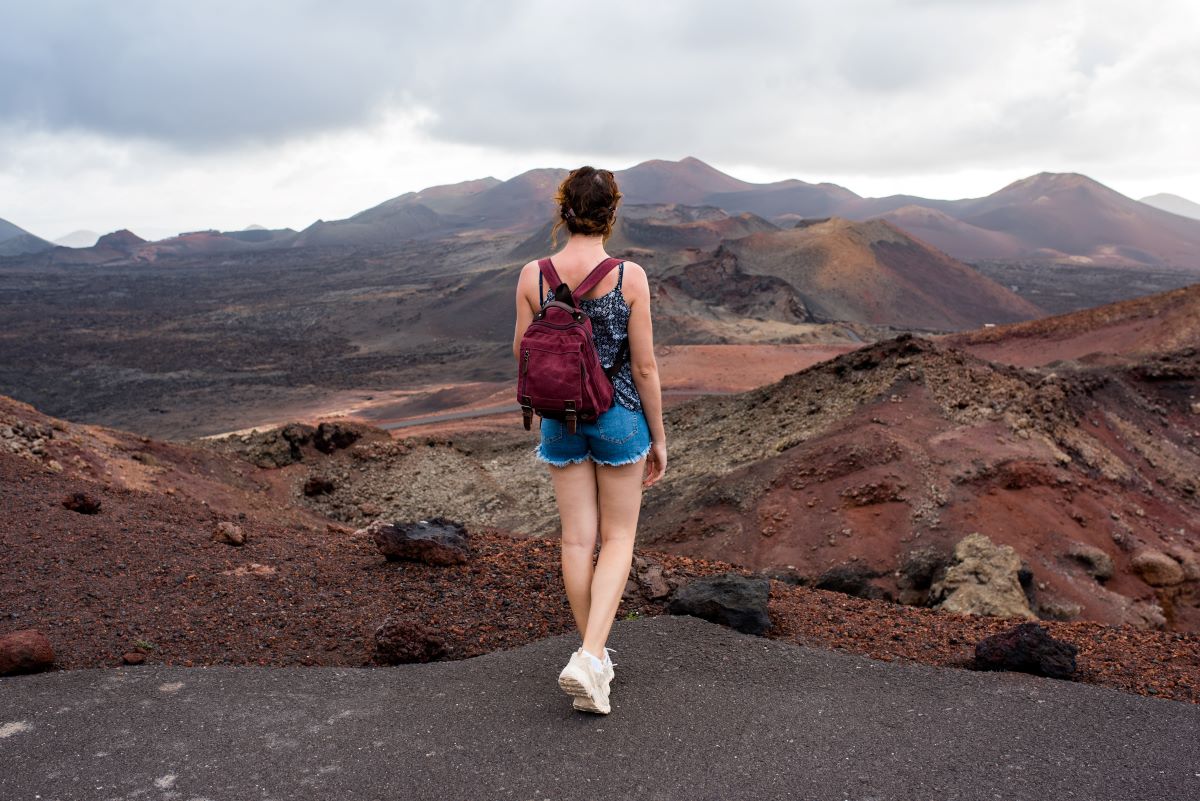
[622,261,667,486]
[512,261,539,363]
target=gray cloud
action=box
[2,0,1199,237]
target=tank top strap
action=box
[617,261,624,291]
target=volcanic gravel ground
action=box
[2,451,1196,704]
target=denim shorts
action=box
[533,402,652,467]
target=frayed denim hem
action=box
[532,444,590,468]
[592,440,652,467]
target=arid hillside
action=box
[2,388,1196,703]
[717,217,1044,330]
[938,281,1200,368]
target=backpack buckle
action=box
[564,400,577,434]
[521,396,533,430]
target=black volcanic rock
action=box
[368,517,471,566]
[667,572,772,635]
[973,622,1078,679]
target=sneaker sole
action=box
[558,672,610,714]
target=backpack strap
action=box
[572,257,624,300]
[538,258,565,295]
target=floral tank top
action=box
[540,261,642,412]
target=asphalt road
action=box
[2,614,1197,801]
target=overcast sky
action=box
[3,0,1198,241]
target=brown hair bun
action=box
[551,166,622,247]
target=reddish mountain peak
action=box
[992,171,1115,200]
[95,229,146,250]
[618,156,753,204]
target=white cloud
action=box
[2,0,1198,237]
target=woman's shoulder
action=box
[617,259,647,293]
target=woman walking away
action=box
[512,166,667,714]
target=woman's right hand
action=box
[643,441,667,488]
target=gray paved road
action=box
[2,614,1197,801]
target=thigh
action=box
[594,457,645,540]
[548,458,599,546]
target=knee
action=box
[561,527,598,552]
[599,526,636,549]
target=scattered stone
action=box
[757,566,807,586]
[365,517,470,565]
[0,629,55,675]
[1065,543,1114,581]
[973,622,1078,679]
[929,532,1037,620]
[211,521,246,546]
[814,564,887,600]
[122,652,146,665]
[359,502,383,518]
[1035,597,1083,620]
[667,572,772,635]
[895,546,952,606]
[303,476,336,496]
[635,561,671,600]
[313,422,362,454]
[242,423,317,468]
[1130,549,1185,586]
[1163,546,1200,582]
[62,492,102,514]
[374,616,447,664]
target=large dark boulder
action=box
[814,563,888,600]
[374,616,447,664]
[667,572,772,635]
[243,423,316,468]
[313,422,362,454]
[0,629,55,675]
[973,622,1078,680]
[365,517,470,566]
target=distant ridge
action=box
[32,157,1200,269]
[54,229,101,248]
[1139,192,1200,221]
[317,158,1200,268]
[0,217,55,257]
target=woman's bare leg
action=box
[582,456,646,657]
[549,459,600,637]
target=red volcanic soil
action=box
[640,334,1200,634]
[1,400,1195,703]
[937,282,1200,368]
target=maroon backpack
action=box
[517,257,627,433]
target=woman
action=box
[511,166,668,714]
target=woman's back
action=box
[540,258,642,413]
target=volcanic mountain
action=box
[1139,193,1200,222]
[710,217,1043,331]
[104,157,1195,270]
[933,173,1200,268]
[0,217,55,257]
[509,203,779,263]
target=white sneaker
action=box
[558,648,611,714]
[572,646,616,711]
